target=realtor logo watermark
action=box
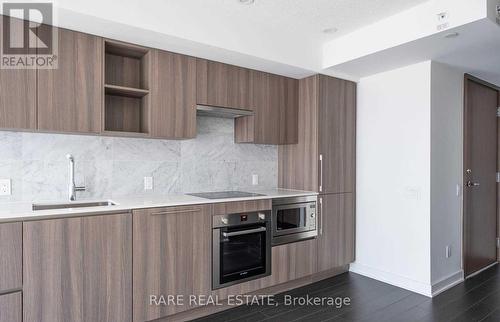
[1,2,58,69]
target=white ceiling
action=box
[326,19,500,86]
[46,0,428,78]
[189,0,430,42]
[56,0,429,42]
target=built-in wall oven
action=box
[212,210,271,290]
[272,195,318,245]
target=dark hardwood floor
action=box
[196,265,500,322]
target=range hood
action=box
[196,105,254,118]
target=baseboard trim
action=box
[349,263,433,297]
[466,262,498,279]
[431,270,464,296]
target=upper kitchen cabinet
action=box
[103,40,152,136]
[196,59,251,110]
[0,68,36,130]
[279,75,356,194]
[150,50,197,139]
[0,16,36,130]
[37,27,103,134]
[318,76,356,194]
[0,69,36,130]
[0,67,36,130]
[279,76,299,144]
[235,71,298,145]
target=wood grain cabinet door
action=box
[23,214,132,322]
[197,59,250,109]
[0,292,22,322]
[132,205,212,321]
[263,238,317,286]
[0,16,36,130]
[37,27,102,133]
[317,193,355,271]
[0,68,36,129]
[151,50,197,139]
[318,76,356,194]
[235,72,298,145]
[0,222,22,293]
[279,76,299,145]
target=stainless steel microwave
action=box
[271,195,317,246]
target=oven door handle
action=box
[222,227,267,237]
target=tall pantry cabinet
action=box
[278,74,356,271]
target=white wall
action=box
[430,62,464,292]
[352,61,433,296]
[353,60,466,297]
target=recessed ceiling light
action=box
[323,27,338,34]
[444,32,459,38]
[238,0,255,4]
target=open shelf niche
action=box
[103,40,151,135]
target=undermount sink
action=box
[32,200,117,211]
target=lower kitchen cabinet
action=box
[317,193,355,271]
[132,205,213,321]
[0,222,22,293]
[266,238,318,285]
[0,292,22,322]
[23,213,132,322]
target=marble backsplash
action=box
[0,117,277,203]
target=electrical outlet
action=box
[252,174,259,186]
[144,177,153,190]
[0,179,11,196]
[445,246,451,258]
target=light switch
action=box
[252,174,259,186]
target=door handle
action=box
[150,208,202,216]
[319,197,323,236]
[465,181,480,187]
[319,154,323,192]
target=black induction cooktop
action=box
[187,191,266,200]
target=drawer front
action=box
[0,292,22,322]
[213,199,272,215]
[0,223,22,293]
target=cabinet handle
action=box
[319,197,323,235]
[319,154,323,192]
[223,227,266,237]
[150,208,202,216]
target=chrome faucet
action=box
[66,154,86,201]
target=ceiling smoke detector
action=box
[238,0,255,4]
[323,27,338,34]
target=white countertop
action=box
[0,189,317,223]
